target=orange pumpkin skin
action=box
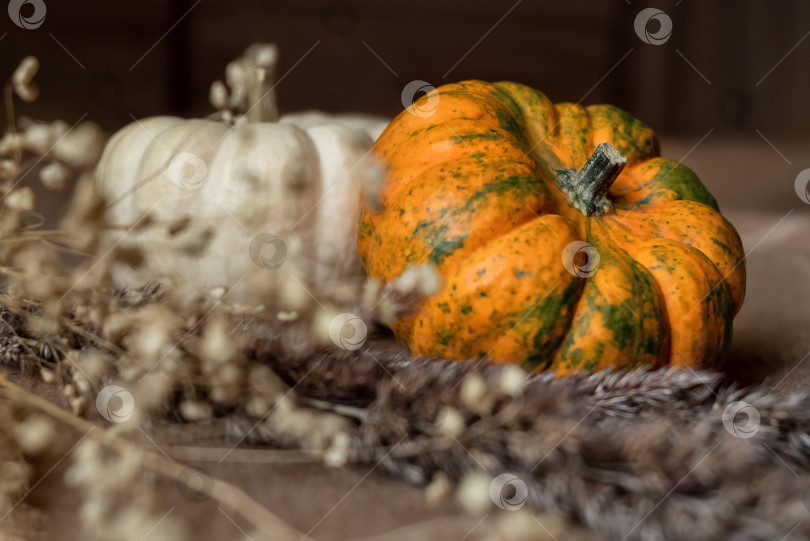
[358,81,745,374]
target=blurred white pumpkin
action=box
[94,44,387,310]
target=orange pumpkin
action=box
[358,81,745,374]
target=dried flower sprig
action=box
[0,52,443,540]
[0,376,317,541]
[209,44,279,124]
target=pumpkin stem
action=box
[556,142,627,217]
[247,66,279,124]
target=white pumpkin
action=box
[94,45,387,309]
[280,111,388,142]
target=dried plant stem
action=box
[0,376,317,541]
[301,397,367,420]
[14,230,73,240]
[4,81,15,135]
[166,445,323,464]
[61,319,126,357]
[0,265,23,277]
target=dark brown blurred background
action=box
[2,0,810,136]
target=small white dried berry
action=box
[12,56,39,102]
[457,472,492,515]
[5,187,35,211]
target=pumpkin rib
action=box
[133,120,227,205]
[608,201,746,314]
[612,158,720,211]
[550,231,668,375]
[376,120,532,210]
[99,117,189,217]
[492,82,560,143]
[410,214,582,366]
[608,236,734,367]
[586,104,660,166]
[492,84,573,186]
[370,155,555,282]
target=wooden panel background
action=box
[1,0,809,135]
